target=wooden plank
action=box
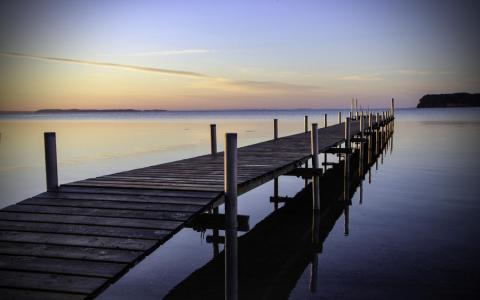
[0,231,157,251]
[57,186,218,199]
[65,181,222,192]
[0,220,168,240]
[0,212,182,230]
[21,197,205,213]
[35,191,213,205]
[0,242,142,263]
[0,270,106,295]
[5,204,191,221]
[0,288,85,300]
[0,255,126,278]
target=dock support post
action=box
[304,115,309,133]
[224,133,238,300]
[44,132,58,191]
[274,119,278,140]
[343,119,350,202]
[210,124,217,155]
[391,98,395,117]
[324,114,327,128]
[345,117,350,147]
[338,111,342,124]
[311,123,320,210]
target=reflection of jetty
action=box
[165,129,392,299]
[0,100,395,299]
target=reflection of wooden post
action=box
[311,123,320,210]
[273,177,279,210]
[274,119,278,140]
[212,207,220,257]
[344,204,349,236]
[309,253,318,293]
[210,124,217,155]
[304,116,308,133]
[359,181,363,205]
[44,132,58,191]
[224,133,238,300]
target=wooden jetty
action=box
[0,107,394,299]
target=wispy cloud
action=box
[0,51,208,78]
[1,51,323,93]
[231,80,322,92]
[123,49,213,56]
[337,74,382,81]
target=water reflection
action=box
[165,125,393,299]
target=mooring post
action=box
[338,111,342,124]
[345,117,350,148]
[274,119,278,140]
[304,115,309,133]
[311,123,320,210]
[360,111,364,137]
[210,124,217,155]
[391,98,395,117]
[44,132,58,191]
[324,113,327,128]
[224,133,238,300]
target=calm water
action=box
[1,108,479,299]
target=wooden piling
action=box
[324,113,327,128]
[224,133,238,300]
[274,119,278,140]
[210,124,217,155]
[44,132,58,191]
[311,123,320,210]
[344,117,350,147]
[304,116,309,133]
[391,98,395,117]
[338,111,342,124]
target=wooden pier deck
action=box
[0,118,387,299]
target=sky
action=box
[0,0,479,110]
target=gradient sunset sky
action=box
[0,0,478,110]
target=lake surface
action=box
[1,108,479,299]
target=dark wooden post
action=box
[224,133,238,300]
[210,124,217,155]
[311,123,320,210]
[304,115,309,133]
[44,132,58,191]
[274,119,278,140]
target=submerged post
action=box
[224,133,238,300]
[304,115,309,133]
[274,119,278,140]
[311,123,320,210]
[44,132,58,191]
[210,124,217,155]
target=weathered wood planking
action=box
[0,118,374,299]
